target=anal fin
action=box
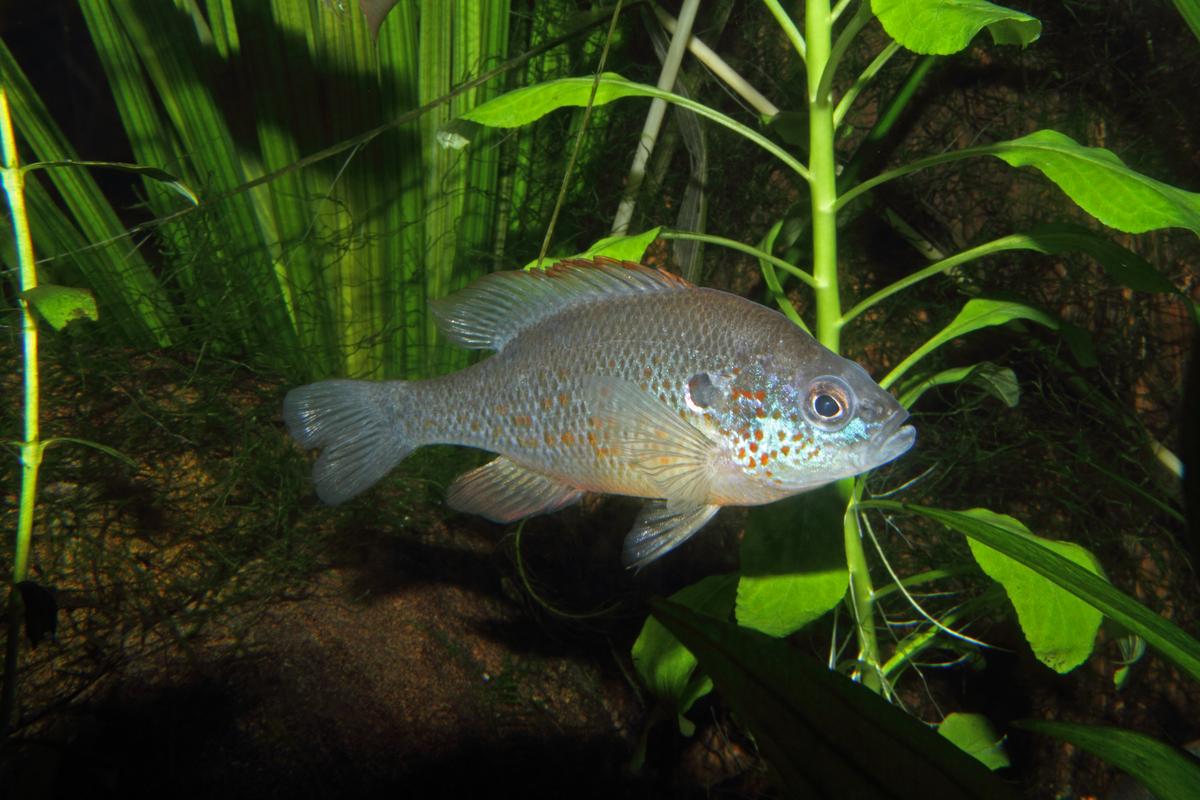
[446,457,583,523]
[623,501,721,569]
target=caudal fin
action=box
[282,380,414,504]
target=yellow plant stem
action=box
[1,84,42,731]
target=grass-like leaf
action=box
[864,502,1200,683]
[649,599,1019,799]
[1015,721,1200,800]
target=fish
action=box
[283,258,915,568]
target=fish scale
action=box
[284,259,915,567]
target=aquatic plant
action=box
[454,0,1200,795]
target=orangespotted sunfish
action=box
[283,259,915,567]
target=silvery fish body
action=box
[283,259,915,567]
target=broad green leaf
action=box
[992,131,1200,235]
[872,0,1041,55]
[1016,721,1200,800]
[631,572,736,731]
[899,362,1019,409]
[461,72,644,128]
[938,713,1010,771]
[1026,224,1180,294]
[19,285,98,330]
[521,227,662,271]
[971,510,1105,672]
[649,599,1019,800]
[862,501,1200,683]
[461,74,809,181]
[736,487,848,637]
[28,159,198,205]
[883,298,1057,389]
[581,227,662,262]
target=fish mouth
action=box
[872,410,916,465]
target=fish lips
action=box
[872,410,916,466]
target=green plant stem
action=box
[835,144,1000,211]
[880,586,1006,680]
[839,233,1039,328]
[803,0,881,692]
[0,85,41,732]
[658,228,816,287]
[762,0,806,62]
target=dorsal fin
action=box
[430,257,693,351]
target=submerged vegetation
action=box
[2,1,1198,797]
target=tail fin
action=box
[282,380,414,504]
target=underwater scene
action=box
[2,2,1198,798]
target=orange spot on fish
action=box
[792,432,804,441]
[754,429,763,441]
[754,390,766,401]
[494,403,509,415]
[540,397,554,410]
[764,469,773,478]
[544,432,556,446]
[639,382,649,392]
[749,442,759,453]
[780,445,790,456]
[731,367,742,376]
[772,409,781,420]
[657,456,673,466]
[703,413,714,424]
[557,392,570,407]
[755,408,767,419]
[643,367,653,379]
[737,447,745,459]
[587,431,598,446]
[470,420,480,432]
[746,457,756,469]
[778,430,787,440]
[561,431,576,445]
[759,454,769,466]
[512,414,532,427]
[607,359,617,369]
[658,392,667,403]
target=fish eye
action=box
[813,393,841,418]
[803,376,855,430]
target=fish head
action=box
[693,348,915,503]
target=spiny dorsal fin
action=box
[430,258,693,351]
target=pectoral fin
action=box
[623,500,721,569]
[583,375,716,506]
[446,456,583,523]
